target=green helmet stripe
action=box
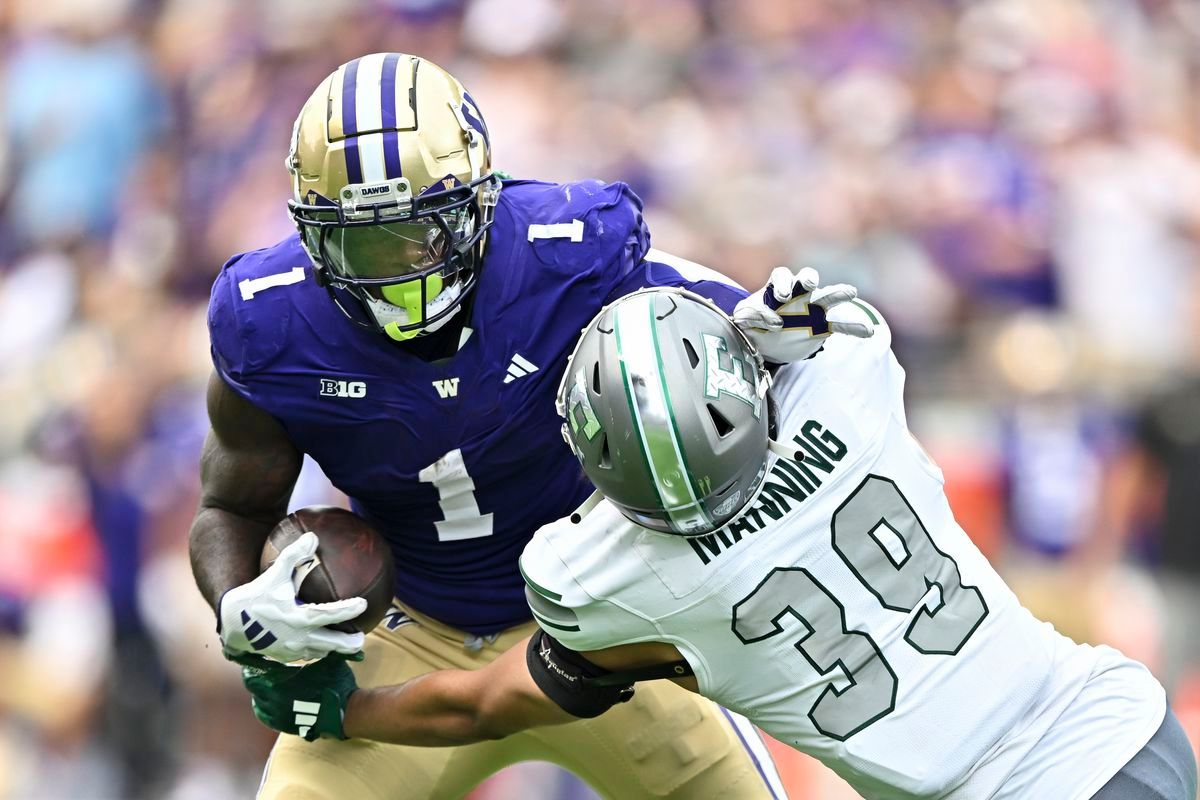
[647,296,716,531]
[613,294,710,534]
[613,299,664,521]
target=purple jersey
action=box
[207,179,746,634]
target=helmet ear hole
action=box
[592,361,602,395]
[683,338,700,369]
[597,433,613,469]
[707,404,734,438]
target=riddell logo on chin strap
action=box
[320,379,366,398]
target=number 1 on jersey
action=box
[419,449,494,541]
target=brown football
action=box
[260,506,395,634]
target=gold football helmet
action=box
[287,53,499,341]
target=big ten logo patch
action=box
[319,379,367,398]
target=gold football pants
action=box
[257,603,785,799]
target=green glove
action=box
[241,652,361,741]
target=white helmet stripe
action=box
[358,132,388,183]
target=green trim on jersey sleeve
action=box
[519,557,563,602]
[525,586,581,632]
[850,299,880,325]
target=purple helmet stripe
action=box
[341,58,364,185]
[379,53,399,128]
[380,53,403,179]
[461,91,490,150]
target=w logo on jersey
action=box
[432,378,460,399]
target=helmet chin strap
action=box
[569,490,603,524]
[768,438,801,460]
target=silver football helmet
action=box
[557,288,780,536]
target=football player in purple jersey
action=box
[190,53,867,799]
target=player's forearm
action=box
[188,504,275,611]
[344,673,505,746]
[343,654,575,747]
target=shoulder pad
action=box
[499,180,650,277]
[519,532,587,639]
[207,235,312,389]
[520,516,659,652]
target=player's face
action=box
[322,218,453,284]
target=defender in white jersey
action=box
[240,285,1195,800]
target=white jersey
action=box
[520,310,1164,800]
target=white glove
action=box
[219,532,368,664]
[733,266,874,364]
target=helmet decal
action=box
[339,54,412,184]
[702,333,762,418]
[460,92,490,150]
[566,370,602,441]
[713,489,744,517]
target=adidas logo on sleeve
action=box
[504,354,539,384]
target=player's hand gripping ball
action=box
[219,507,395,665]
[733,267,874,364]
[260,507,396,634]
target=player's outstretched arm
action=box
[347,635,579,745]
[190,373,367,663]
[243,633,694,744]
[243,635,577,745]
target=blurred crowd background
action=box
[1,0,1199,797]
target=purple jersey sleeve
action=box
[206,238,312,407]
[501,179,746,312]
[207,253,254,400]
[583,184,747,312]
